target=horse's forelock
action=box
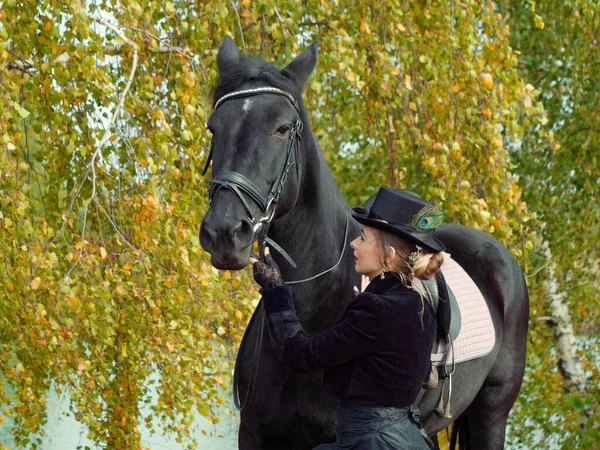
[212,56,299,106]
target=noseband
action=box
[202,87,303,266]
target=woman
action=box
[249,187,445,449]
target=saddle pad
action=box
[431,255,496,366]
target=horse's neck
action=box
[268,137,359,332]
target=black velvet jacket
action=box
[261,273,436,407]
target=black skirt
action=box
[313,402,432,450]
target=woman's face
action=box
[350,226,383,279]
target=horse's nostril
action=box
[232,220,253,244]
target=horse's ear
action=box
[282,41,318,90]
[217,35,240,74]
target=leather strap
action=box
[206,171,269,213]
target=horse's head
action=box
[200,37,317,270]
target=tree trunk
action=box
[542,242,587,394]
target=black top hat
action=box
[351,187,446,252]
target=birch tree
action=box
[2,0,597,449]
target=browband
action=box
[214,87,299,112]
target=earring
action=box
[381,272,385,279]
[408,251,419,267]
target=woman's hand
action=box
[353,275,370,296]
[248,247,284,291]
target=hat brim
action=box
[351,211,446,252]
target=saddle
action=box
[422,271,461,343]
[420,271,461,419]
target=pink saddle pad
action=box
[431,255,496,366]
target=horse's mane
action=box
[212,55,298,105]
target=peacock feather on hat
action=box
[409,203,444,230]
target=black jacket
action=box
[261,273,436,407]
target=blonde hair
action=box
[372,228,445,324]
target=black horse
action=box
[200,36,529,450]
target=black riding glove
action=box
[250,249,285,292]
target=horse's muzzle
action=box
[200,209,254,270]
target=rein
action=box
[203,86,352,411]
[232,215,349,411]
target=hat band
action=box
[367,210,437,240]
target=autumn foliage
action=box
[0,0,598,448]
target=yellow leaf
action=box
[481,73,494,90]
[492,135,503,148]
[346,71,356,82]
[235,310,243,320]
[404,75,412,90]
[166,342,174,353]
[100,247,107,259]
[222,271,231,280]
[409,102,417,111]
[30,277,42,289]
[123,263,132,271]
[201,279,209,286]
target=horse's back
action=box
[435,223,528,316]
[430,223,529,449]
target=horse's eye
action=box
[276,125,291,135]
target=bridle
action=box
[203,86,352,411]
[202,85,350,277]
[202,87,303,267]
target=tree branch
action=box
[104,45,184,54]
[5,60,36,74]
[5,49,36,74]
[229,0,247,53]
[273,6,288,49]
[81,13,139,245]
[526,262,550,278]
[122,25,192,60]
